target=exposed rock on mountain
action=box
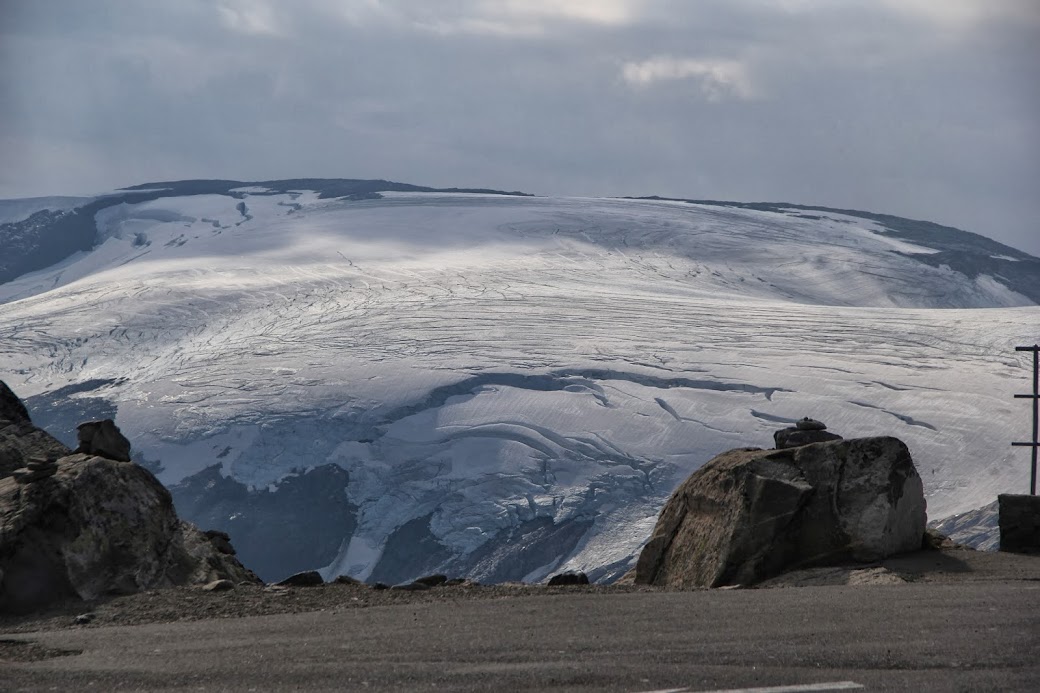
[0,381,69,478]
[0,382,259,614]
[170,464,356,583]
[634,437,926,588]
[929,500,999,551]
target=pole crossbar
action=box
[1012,344,1039,495]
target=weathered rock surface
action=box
[0,382,70,478]
[998,494,1040,554]
[0,380,259,614]
[0,454,260,613]
[634,437,927,588]
[75,419,131,462]
[774,427,843,449]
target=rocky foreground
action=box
[0,381,258,614]
[2,542,1036,639]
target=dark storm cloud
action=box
[1,0,1038,254]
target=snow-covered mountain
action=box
[1,179,1037,582]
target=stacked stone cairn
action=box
[774,417,843,449]
[11,455,59,484]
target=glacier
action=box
[0,183,1037,582]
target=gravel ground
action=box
[1,546,1036,638]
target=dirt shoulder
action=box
[2,547,1036,635]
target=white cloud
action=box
[316,0,638,36]
[881,0,1040,28]
[483,0,636,26]
[621,57,755,101]
[217,1,283,36]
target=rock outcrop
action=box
[74,419,132,462]
[0,381,260,614]
[634,437,926,588]
[1,381,70,478]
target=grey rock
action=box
[0,452,260,614]
[442,578,476,587]
[391,581,430,591]
[202,579,235,592]
[922,527,959,551]
[634,437,927,588]
[1,381,70,479]
[73,612,95,625]
[370,582,390,590]
[12,465,57,484]
[75,419,131,462]
[0,379,259,615]
[276,570,324,587]
[774,427,843,449]
[413,573,448,587]
[333,574,362,586]
[547,571,590,586]
[263,584,291,595]
[203,530,236,556]
[795,418,828,431]
[998,494,1040,554]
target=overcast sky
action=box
[2,0,1038,254]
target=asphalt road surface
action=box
[3,581,1039,692]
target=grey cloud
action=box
[1,0,1037,254]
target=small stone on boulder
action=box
[75,420,131,462]
[774,426,843,450]
[546,571,590,586]
[795,417,828,431]
[12,462,58,484]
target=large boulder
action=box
[0,454,260,613]
[0,380,260,613]
[75,419,132,462]
[634,437,926,588]
[0,381,70,478]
